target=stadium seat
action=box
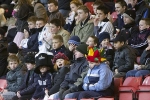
[119,77,142,100]
[0,79,7,92]
[136,76,150,100]
[98,98,114,100]
[114,77,123,100]
[84,2,94,14]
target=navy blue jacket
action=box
[19,70,39,96]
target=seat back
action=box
[0,79,7,92]
[142,76,150,85]
[84,2,94,14]
[98,98,114,100]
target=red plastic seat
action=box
[98,98,114,100]
[0,79,7,92]
[84,2,94,14]
[136,76,150,100]
[119,77,142,100]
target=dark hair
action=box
[115,0,127,8]
[89,36,99,45]
[36,18,46,23]
[141,18,150,25]
[50,19,62,27]
[48,0,58,6]
[93,0,104,6]
[97,6,109,14]
[27,16,37,23]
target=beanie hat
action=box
[24,52,37,64]
[98,32,110,43]
[123,10,136,21]
[52,52,69,64]
[76,43,88,55]
[68,36,80,45]
[0,28,5,36]
[7,42,18,54]
[35,53,53,74]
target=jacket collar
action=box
[50,10,59,14]
[54,45,65,51]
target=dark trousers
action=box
[12,95,32,100]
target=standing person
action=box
[0,55,24,100]
[13,0,34,47]
[71,5,94,43]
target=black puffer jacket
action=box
[6,65,24,92]
[112,44,136,72]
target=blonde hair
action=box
[7,55,20,70]
[54,60,70,71]
[70,0,82,7]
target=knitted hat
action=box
[98,32,110,43]
[112,34,126,43]
[24,52,37,64]
[87,47,101,62]
[76,43,88,55]
[123,10,136,21]
[0,28,5,36]
[52,52,69,64]
[68,36,80,45]
[7,42,18,54]
[35,53,53,74]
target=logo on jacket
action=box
[39,55,45,60]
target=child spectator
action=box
[19,27,30,49]
[44,52,70,99]
[99,32,115,68]
[1,55,24,100]
[86,36,99,47]
[126,35,150,77]
[92,0,104,16]
[50,35,68,56]
[50,19,70,47]
[113,0,127,31]
[47,0,65,26]
[65,49,114,99]
[112,34,136,78]
[71,5,94,42]
[12,52,38,100]
[94,6,114,39]
[31,53,53,99]
[120,10,139,41]
[49,43,89,100]
[128,18,150,55]
[0,28,8,77]
[7,42,19,56]
[64,0,82,33]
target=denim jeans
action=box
[126,70,150,77]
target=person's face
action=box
[50,23,60,34]
[123,15,132,25]
[88,61,99,69]
[101,38,109,48]
[9,61,19,70]
[70,3,78,12]
[77,9,88,22]
[74,50,84,59]
[39,66,48,73]
[36,21,45,28]
[56,59,65,68]
[139,20,149,31]
[115,3,126,15]
[24,29,29,38]
[113,41,124,50]
[86,37,97,47]
[52,39,63,49]
[28,22,36,29]
[26,63,35,70]
[128,0,137,7]
[93,5,99,14]
[0,34,3,40]
[96,10,107,21]
[48,3,58,13]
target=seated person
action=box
[64,48,114,100]
[126,35,150,77]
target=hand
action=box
[93,16,99,26]
[69,44,76,51]
[17,91,21,98]
[146,46,150,51]
[136,65,142,70]
[45,88,49,96]
[115,69,118,74]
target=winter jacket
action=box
[32,72,52,99]
[48,66,70,95]
[113,14,124,30]
[83,63,113,91]
[6,65,24,92]
[48,10,65,26]
[0,37,8,76]
[120,22,139,41]
[56,28,70,47]
[18,70,39,96]
[60,57,88,91]
[71,18,94,43]
[112,44,136,72]
[58,0,71,10]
